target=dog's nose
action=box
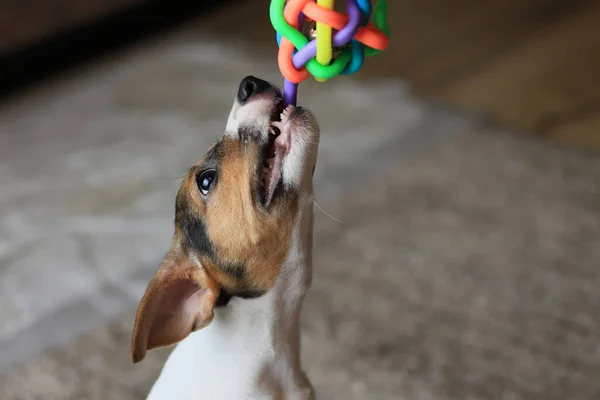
[237,76,272,104]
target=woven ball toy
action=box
[270,0,389,106]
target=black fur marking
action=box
[221,261,245,280]
[175,195,247,279]
[236,289,267,299]
[215,290,232,307]
[215,288,267,308]
[175,196,214,258]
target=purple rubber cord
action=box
[283,0,362,107]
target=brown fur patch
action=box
[180,136,298,294]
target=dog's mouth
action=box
[260,100,295,207]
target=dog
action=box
[131,76,320,399]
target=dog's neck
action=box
[147,198,314,400]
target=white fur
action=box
[225,96,274,139]
[282,117,315,191]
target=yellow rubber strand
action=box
[315,0,334,82]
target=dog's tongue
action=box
[264,151,283,206]
[265,106,294,206]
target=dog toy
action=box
[270,0,389,107]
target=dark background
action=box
[1,0,599,150]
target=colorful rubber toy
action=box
[270,0,389,106]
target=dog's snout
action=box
[237,76,272,104]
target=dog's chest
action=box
[146,296,278,400]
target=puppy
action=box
[131,76,320,399]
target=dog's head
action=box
[131,76,320,363]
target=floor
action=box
[0,36,599,395]
[201,0,600,150]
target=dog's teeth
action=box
[270,121,283,131]
[281,105,295,119]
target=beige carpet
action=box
[1,125,599,399]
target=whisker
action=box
[311,196,343,224]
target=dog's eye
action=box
[196,169,216,195]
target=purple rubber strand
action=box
[283,79,298,107]
[282,10,305,107]
[282,0,362,107]
[292,0,362,69]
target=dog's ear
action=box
[131,244,220,363]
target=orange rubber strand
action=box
[279,0,311,83]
